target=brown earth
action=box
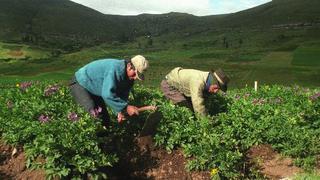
[247,144,303,179]
[106,135,211,180]
[0,142,45,180]
[0,140,315,180]
[0,138,210,180]
[7,50,24,57]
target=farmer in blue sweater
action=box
[69,55,149,125]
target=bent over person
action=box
[161,67,230,116]
[69,55,149,125]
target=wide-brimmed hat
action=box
[213,68,230,92]
[131,55,149,80]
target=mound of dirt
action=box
[4,140,310,179]
[107,135,211,180]
[0,142,46,180]
[247,144,302,179]
[1,138,210,180]
[145,149,210,180]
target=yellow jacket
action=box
[166,67,210,116]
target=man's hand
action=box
[117,112,126,123]
[127,105,139,116]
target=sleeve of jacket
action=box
[101,70,128,114]
[189,79,208,116]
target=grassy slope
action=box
[0,0,319,88]
[1,0,319,44]
[2,37,319,88]
[0,42,51,60]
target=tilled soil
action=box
[246,144,303,179]
[1,140,316,180]
[0,138,210,180]
[0,142,45,180]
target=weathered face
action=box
[126,63,137,80]
[208,84,220,94]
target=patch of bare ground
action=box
[1,136,210,180]
[0,141,46,180]
[107,135,211,180]
[247,144,303,179]
[7,50,24,57]
[4,139,317,179]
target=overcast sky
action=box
[70,0,272,16]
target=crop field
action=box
[1,46,320,89]
[0,30,319,179]
[1,0,320,178]
[1,26,320,89]
[292,43,320,66]
[0,81,319,179]
[0,0,320,180]
[0,42,51,61]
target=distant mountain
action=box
[0,0,133,47]
[0,0,319,49]
[210,0,320,27]
[0,0,205,46]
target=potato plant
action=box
[153,85,320,178]
[1,81,319,179]
[0,81,119,179]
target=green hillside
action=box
[0,0,205,49]
[0,0,130,48]
[1,1,320,178]
[0,0,319,87]
[1,0,319,49]
[211,0,320,27]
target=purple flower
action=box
[19,82,32,91]
[252,98,259,104]
[38,114,50,123]
[44,85,60,96]
[90,107,102,118]
[6,100,13,109]
[310,92,320,101]
[252,98,266,105]
[234,94,241,100]
[68,112,79,122]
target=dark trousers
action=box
[160,80,194,112]
[69,77,110,127]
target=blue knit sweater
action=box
[75,59,133,114]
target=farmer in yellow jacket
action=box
[161,67,230,116]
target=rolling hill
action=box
[208,0,320,27]
[0,0,319,49]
